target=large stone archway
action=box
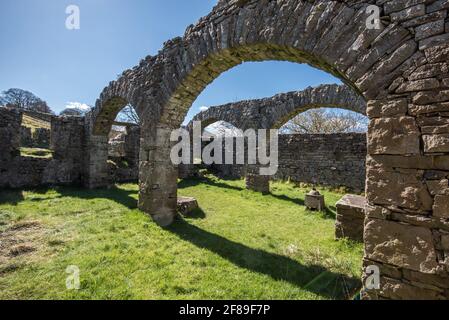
[188,84,366,131]
[187,84,366,193]
[93,0,449,299]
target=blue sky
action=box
[0,0,341,122]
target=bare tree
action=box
[116,105,140,125]
[0,88,53,114]
[281,108,368,134]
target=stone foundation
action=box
[335,194,367,242]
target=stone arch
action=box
[187,84,367,193]
[86,74,143,188]
[188,84,366,131]
[94,0,449,299]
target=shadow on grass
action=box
[24,186,139,209]
[184,207,206,219]
[180,177,309,207]
[167,218,361,300]
[179,177,244,192]
[0,190,25,205]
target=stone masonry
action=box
[335,194,367,242]
[82,0,449,299]
[203,133,367,192]
[187,84,366,192]
[188,84,366,131]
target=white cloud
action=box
[199,106,209,112]
[65,102,91,111]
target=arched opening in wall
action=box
[107,105,141,184]
[175,62,367,299]
[277,107,368,193]
[19,111,53,159]
[280,108,368,135]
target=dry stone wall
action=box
[203,133,367,191]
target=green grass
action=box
[22,114,51,130]
[0,176,363,300]
[20,147,53,159]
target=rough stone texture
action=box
[177,196,199,216]
[245,173,270,194]
[0,109,86,188]
[66,0,449,299]
[188,84,365,131]
[186,84,366,193]
[205,133,367,192]
[335,194,367,242]
[365,218,440,274]
[305,191,326,211]
[0,108,21,162]
[20,127,50,149]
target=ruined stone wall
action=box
[20,127,51,149]
[204,133,367,191]
[89,0,449,299]
[46,116,86,185]
[276,133,366,191]
[189,84,366,131]
[0,109,87,189]
[0,108,21,162]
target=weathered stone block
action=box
[384,0,427,15]
[412,90,449,104]
[335,194,366,242]
[367,99,408,118]
[390,4,426,22]
[368,117,421,155]
[419,33,449,50]
[426,179,449,195]
[409,102,449,115]
[366,158,433,211]
[245,174,270,194]
[177,196,199,216]
[426,0,449,13]
[433,194,449,218]
[423,134,449,153]
[442,235,449,250]
[365,218,439,274]
[396,78,440,93]
[378,276,445,300]
[415,19,445,41]
[305,190,325,211]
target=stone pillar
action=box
[363,96,449,299]
[86,135,110,189]
[245,168,270,194]
[138,125,178,227]
[245,130,271,194]
[124,126,140,167]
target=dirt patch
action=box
[0,220,45,265]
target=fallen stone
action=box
[177,196,199,216]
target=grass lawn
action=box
[0,176,363,300]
